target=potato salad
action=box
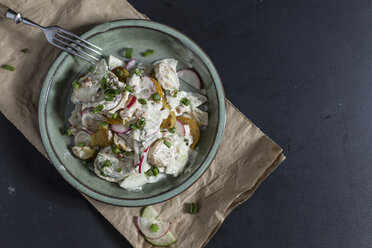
[67,55,208,191]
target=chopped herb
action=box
[116,168,123,173]
[124,151,133,156]
[116,69,124,76]
[189,202,198,214]
[77,142,85,147]
[125,48,133,58]
[150,223,159,232]
[102,160,112,168]
[112,113,118,119]
[134,68,142,76]
[20,48,29,53]
[107,81,114,88]
[169,127,176,134]
[100,122,108,127]
[137,119,146,130]
[164,140,172,148]
[93,104,104,114]
[114,89,122,95]
[104,89,118,101]
[145,168,154,177]
[173,90,178,97]
[125,85,133,93]
[66,128,73,136]
[112,146,120,154]
[143,49,155,57]
[72,80,80,89]
[88,65,95,73]
[152,92,161,102]
[138,98,147,105]
[129,123,137,130]
[100,171,107,177]
[153,167,159,176]
[181,98,190,106]
[2,64,15,71]
[101,77,107,89]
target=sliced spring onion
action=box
[112,113,118,119]
[181,98,190,106]
[139,98,147,105]
[135,68,142,76]
[72,80,80,89]
[130,123,137,130]
[93,104,104,114]
[137,119,146,130]
[125,48,133,58]
[20,48,29,53]
[173,90,178,97]
[116,69,124,76]
[150,223,159,232]
[164,140,172,148]
[169,127,176,134]
[101,77,107,89]
[112,146,120,154]
[152,92,161,102]
[125,85,133,93]
[116,168,122,173]
[153,167,159,176]
[77,142,85,147]
[100,122,108,127]
[102,160,112,168]
[143,49,155,57]
[145,168,154,177]
[124,151,133,156]
[2,64,15,71]
[66,127,73,136]
[190,202,198,214]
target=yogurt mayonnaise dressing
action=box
[68,56,208,191]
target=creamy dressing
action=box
[68,56,208,191]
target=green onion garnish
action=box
[134,68,142,76]
[100,171,107,177]
[72,80,80,89]
[112,113,118,119]
[152,92,161,102]
[77,142,85,147]
[181,98,190,106]
[102,160,112,168]
[153,167,159,176]
[116,69,124,76]
[138,98,147,105]
[169,127,176,134]
[20,48,29,53]
[125,48,133,58]
[124,151,133,156]
[143,49,155,57]
[112,146,120,154]
[100,122,108,127]
[116,168,122,173]
[88,65,95,73]
[93,104,104,114]
[101,77,107,89]
[66,128,73,136]
[130,123,137,130]
[125,85,133,93]
[150,223,159,232]
[173,90,178,97]
[137,119,145,130]
[189,202,198,214]
[164,140,172,148]
[145,169,154,177]
[2,64,15,71]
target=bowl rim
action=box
[38,19,226,206]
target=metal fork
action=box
[0,4,102,64]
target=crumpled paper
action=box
[0,0,285,247]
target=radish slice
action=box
[126,95,137,108]
[74,130,92,146]
[135,76,156,99]
[110,123,131,134]
[138,146,150,173]
[174,120,185,137]
[81,108,106,132]
[103,94,122,111]
[177,69,202,90]
[137,217,170,240]
[126,59,136,70]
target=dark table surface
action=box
[2,0,372,247]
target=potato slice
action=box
[150,77,164,97]
[106,116,123,125]
[177,116,200,149]
[72,146,96,160]
[112,66,129,82]
[161,111,176,129]
[91,126,112,147]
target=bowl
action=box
[38,19,226,206]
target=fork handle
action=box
[0,3,43,28]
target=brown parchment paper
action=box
[0,0,285,247]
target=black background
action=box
[1,0,372,247]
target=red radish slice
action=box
[126,59,136,70]
[74,130,92,146]
[103,94,122,111]
[174,120,185,137]
[177,69,202,90]
[138,146,150,173]
[137,217,170,239]
[81,108,106,132]
[110,123,131,134]
[126,95,137,108]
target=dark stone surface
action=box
[2,0,372,247]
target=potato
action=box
[177,116,200,149]
[112,66,129,82]
[106,116,123,125]
[150,77,164,97]
[91,126,112,147]
[72,146,96,160]
[161,111,176,129]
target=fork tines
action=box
[53,28,102,64]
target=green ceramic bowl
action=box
[38,19,225,206]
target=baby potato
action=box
[112,66,129,82]
[161,111,176,129]
[91,126,112,147]
[72,146,96,160]
[150,77,164,97]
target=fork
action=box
[0,3,102,64]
